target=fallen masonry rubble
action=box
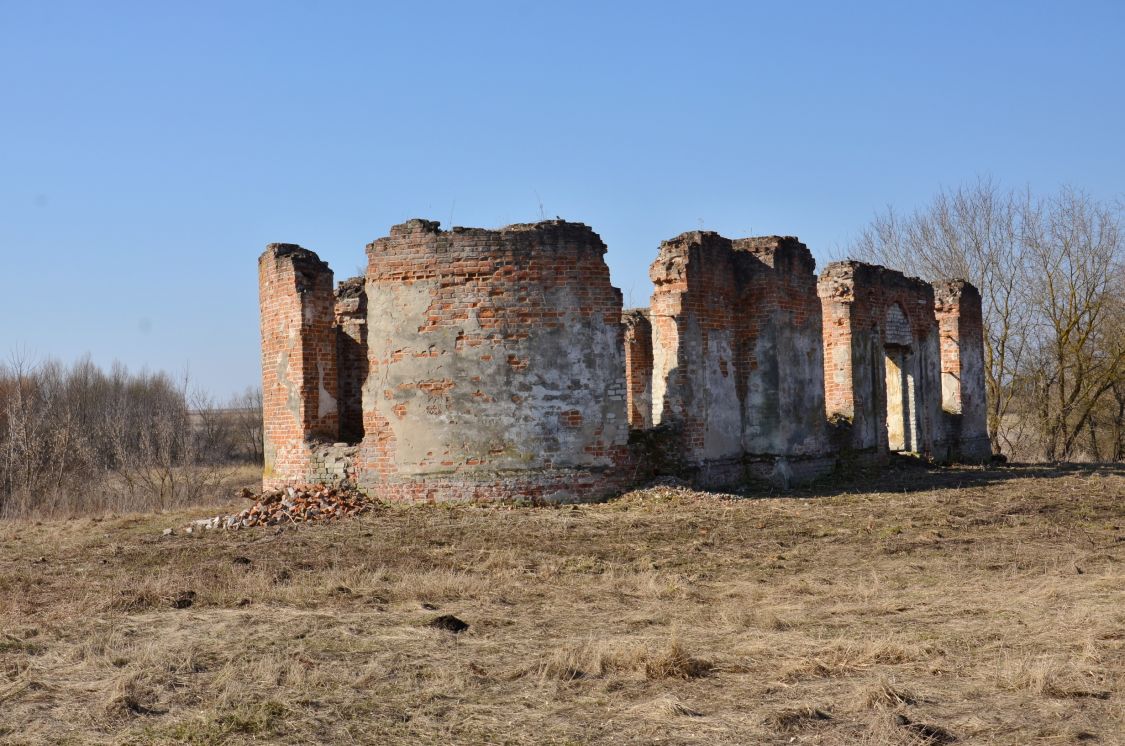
[185,484,373,532]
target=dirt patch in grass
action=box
[0,464,1122,744]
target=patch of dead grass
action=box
[997,654,1113,700]
[0,465,1122,744]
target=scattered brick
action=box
[188,484,375,532]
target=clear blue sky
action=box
[2,1,1122,398]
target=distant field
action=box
[1,465,1122,745]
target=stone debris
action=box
[612,479,745,507]
[428,614,469,633]
[189,484,374,532]
[170,590,196,609]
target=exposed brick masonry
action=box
[334,277,367,444]
[649,232,832,485]
[818,261,943,460]
[258,219,991,500]
[933,280,991,461]
[258,244,339,487]
[623,309,653,429]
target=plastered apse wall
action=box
[354,219,631,502]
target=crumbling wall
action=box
[933,280,991,461]
[818,262,942,460]
[334,277,367,443]
[258,219,992,497]
[623,309,653,429]
[258,244,339,487]
[649,232,740,477]
[649,232,831,485]
[732,237,831,472]
[355,219,630,502]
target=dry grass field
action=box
[1,463,1122,745]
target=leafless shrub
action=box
[0,355,262,517]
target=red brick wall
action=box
[257,223,984,495]
[650,232,741,464]
[623,309,653,429]
[818,262,942,459]
[258,244,339,487]
[649,232,830,484]
[934,280,990,461]
[820,281,857,425]
[731,237,829,459]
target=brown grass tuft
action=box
[997,655,1112,700]
[765,705,832,732]
[643,640,713,680]
[632,694,704,718]
[860,678,920,708]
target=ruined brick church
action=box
[259,219,990,501]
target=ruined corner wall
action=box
[817,262,942,460]
[649,232,831,486]
[356,219,631,502]
[933,280,991,462]
[623,309,653,429]
[258,244,343,487]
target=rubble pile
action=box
[191,484,374,531]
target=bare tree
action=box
[850,181,1124,461]
[230,386,264,464]
[850,178,1031,454]
[1023,188,1125,460]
